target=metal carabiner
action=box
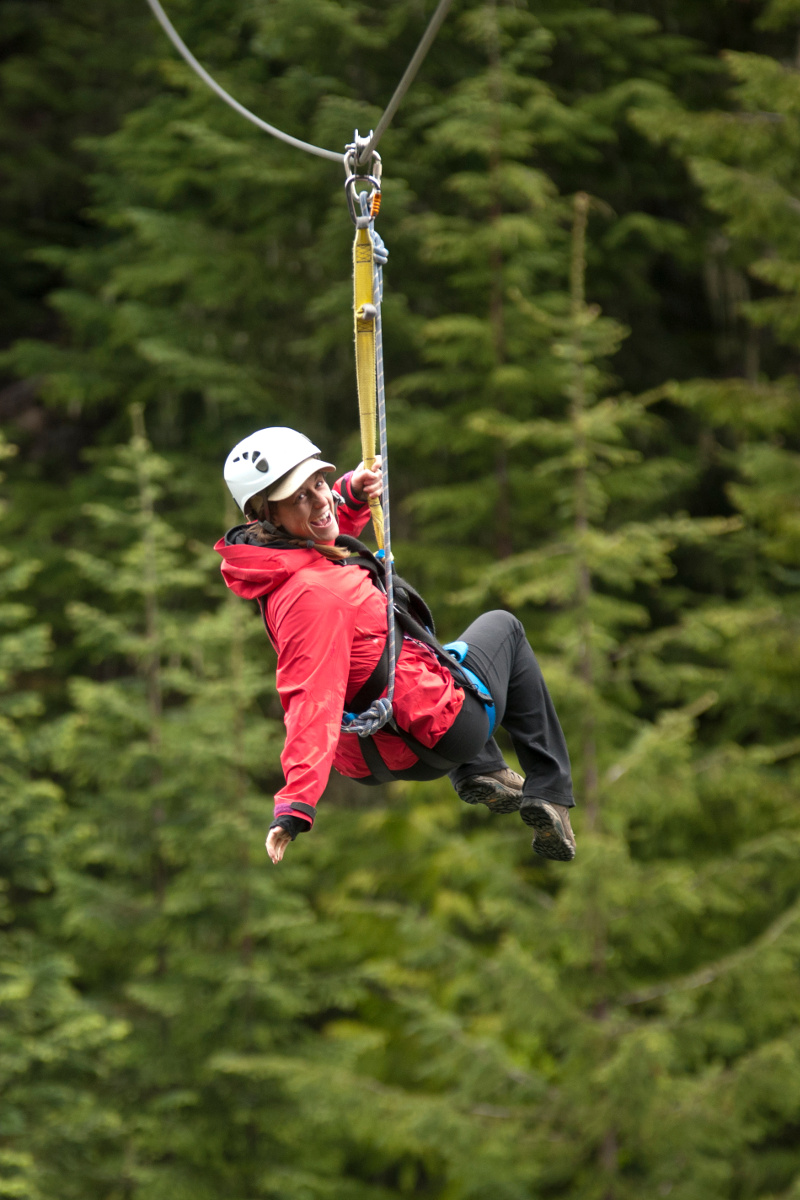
[344,171,381,226]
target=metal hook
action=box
[344,172,381,225]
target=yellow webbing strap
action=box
[353,221,384,548]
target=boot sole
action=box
[520,801,576,861]
[458,779,523,815]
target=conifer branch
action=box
[619,897,800,1006]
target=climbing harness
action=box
[252,529,497,782]
[144,0,455,166]
[337,535,497,782]
[442,642,497,737]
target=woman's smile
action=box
[309,507,334,533]
[271,472,340,543]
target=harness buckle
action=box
[443,641,497,737]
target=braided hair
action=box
[244,490,350,562]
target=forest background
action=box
[1,0,800,1197]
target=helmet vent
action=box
[256,459,268,473]
[242,451,249,460]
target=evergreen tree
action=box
[2,2,800,1196]
[50,416,539,1197]
[0,0,153,349]
[0,432,124,1199]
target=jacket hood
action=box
[215,524,324,600]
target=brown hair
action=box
[254,523,350,562]
[244,492,349,562]
[244,482,350,561]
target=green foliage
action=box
[0,433,125,1199]
[2,1,800,1197]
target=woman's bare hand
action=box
[266,826,292,864]
[351,457,383,502]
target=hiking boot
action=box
[455,768,524,815]
[520,799,576,861]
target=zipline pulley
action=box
[343,134,382,225]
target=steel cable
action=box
[145,0,454,164]
[145,0,342,161]
[359,0,455,163]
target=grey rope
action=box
[340,194,396,738]
[145,0,455,166]
[144,0,342,162]
[358,0,456,164]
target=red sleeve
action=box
[270,576,356,829]
[333,472,372,539]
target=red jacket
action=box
[214,476,464,831]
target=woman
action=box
[216,427,576,865]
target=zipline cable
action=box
[144,0,342,162]
[144,0,455,164]
[358,0,455,163]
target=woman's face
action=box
[270,471,339,543]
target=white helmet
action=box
[223,427,335,514]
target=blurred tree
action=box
[49,415,544,1196]
[0,0,152,366]
[0,432,125,1199]
[0,1,798,1197]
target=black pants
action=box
[436,610,574,807]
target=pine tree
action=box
[4,2,800,1196]
[0,432,125,1199]
[49,415,540,1196]
[0,0,154,348]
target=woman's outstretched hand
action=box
[266,826,292,864]
[351,457,383,502]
